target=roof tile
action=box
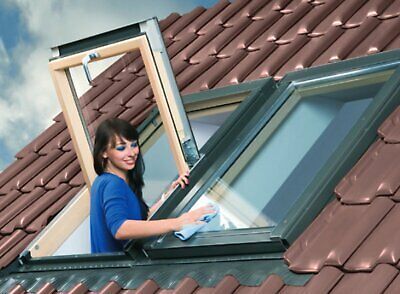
[218,11,281,57]
[215,43,277,87]
[385,273,400,293]
[330,264,397,294]
[335,139,400,204]
[21,151,75,193]
[67,282,89,294]
[164,7,206,40]
[9,284,26,294]
[15,120,66,159]
[284,197,394,272]
[171,277,199,294]
[0,153,40,193]
[36,282,56,294]
[254,275,284,294]
[0,232,36,268]
[378,105,400,143]
[11,149,64,193]
[343,0,393,27]
[0,189,22,212]
[276,26,344,75]
[344,203,400,271]
[38,128,71,155]
[45,159,80,190]
[135,280,159,294]
[0,187,47,231]
[379,0,400,19]
[26,186,80,233]
[0,230,26,258]
[213,275,240,293]
[311,0,368,36]
[1,184,73,234]
[247,34,309,79]
[349,15,400,57]
[98,281,122,294]
[326,16,381,63]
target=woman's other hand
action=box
[171,170,190,189]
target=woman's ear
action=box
[102,151,108,159]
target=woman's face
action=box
[103,136,139,178]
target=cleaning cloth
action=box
[174,204,219,241]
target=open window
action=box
[137,50,400,259]
[25,19,269,257]
[26,18,201,257]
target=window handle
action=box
[82,51,100,85]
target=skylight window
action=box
[189,69,389,232]
[140,52,400,258]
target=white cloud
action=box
[0,0,210,169]
[0,39,10,66]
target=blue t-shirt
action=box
[90,173,144,253]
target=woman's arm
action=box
[115,205,214,240]
[148,172,190,217]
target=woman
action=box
[90,118,212,253]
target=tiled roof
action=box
[1,0,400,292]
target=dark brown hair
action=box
[93,118,148,219]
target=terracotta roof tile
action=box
[98,281,122,294]
[385,273,400,293]
[0,2,400,292]
[344,203,400,271]
[171,277,200,293]
[343,0,392,27]
[134,280,159,294]
[276,26,344,76]
[36,282,56,294]
[1,184,73,234]
[0,231,36,268]
[331,264,397,294]
[26,186,80,233]
[9,284,26,294]
[0,187,47,231]
[284,197,394,272]
[15,120,66,159]
[0,153,39,193]
[67,282,89,294]
[350,15,400,57]
[378,105,400,143]
[379,0,400,19]
[335,139,400,204]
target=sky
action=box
[0,0,218,171]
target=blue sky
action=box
[0,0,218,171]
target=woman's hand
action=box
[162,171,190,202]
[171,170,190,189]
[173,205,215,231]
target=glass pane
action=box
[142,106,237,205]
[189,106,236,149]
[189,67,395,232]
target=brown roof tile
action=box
[36,282,56,294]
[67,282,90,294]
[98,281,122,294]
[378,105,400,143]
[331,264,397,294]
[335,139,400,204]
[0,2,400,294]
[8,284,26,294]
[284,197,394,272]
